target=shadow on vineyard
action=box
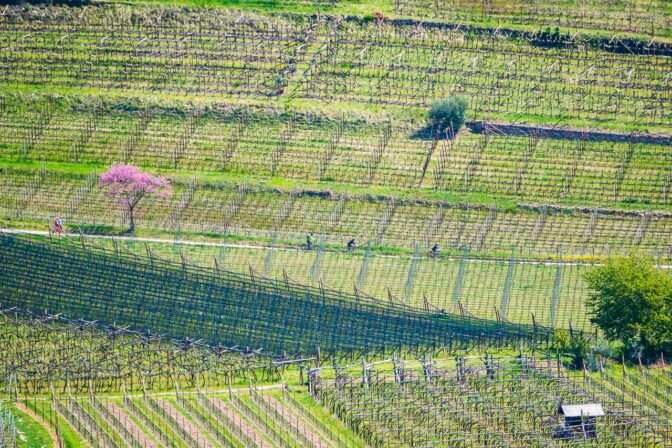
[0,232,549,356]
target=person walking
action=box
[54,216,64,235]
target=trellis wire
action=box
[0,232,554,362]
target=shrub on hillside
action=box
[428,96,468,137]
[555,330,590,369]
[584,253,672,362]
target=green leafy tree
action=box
[428,96,468,137]
[583,254,672,360]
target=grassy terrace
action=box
[2,95,672,205]
[2,164,671,260]
[1,94,671,264]
[106,0,672,41]
[1,5,670,133]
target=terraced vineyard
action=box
[395,0,672,37]
[3,165,672,261]
[1,309,670,447]
[2,5,670,130]
[66,232,591,329]
[314,356,672,446]
[0,311,365,447]
[3,96,672,204]
[1,0,671,446]
[0,232,550,353]
[34,389,356,448]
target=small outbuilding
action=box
[558,403,604,439]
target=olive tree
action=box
[428,96,468,137]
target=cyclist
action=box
[306,232,314,250]
[347,238,356,251]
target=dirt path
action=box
[13,401,61,448]
[105,401,157,448]
[1,228,626,268]
[263,395,330,448]
[156,399,215,448]
[211,398,273,448]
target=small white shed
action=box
[559,403,604,438]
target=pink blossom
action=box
[100,164,172,233]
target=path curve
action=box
[13,401,61,448]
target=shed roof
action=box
[560,404,604,417]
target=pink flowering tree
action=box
[100,165,172,234]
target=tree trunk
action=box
[128,206,136,234]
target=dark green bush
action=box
[428,96,468,136]
[554,330,590,369]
